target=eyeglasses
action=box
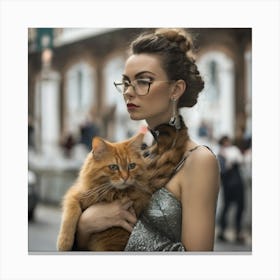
[114,78,173,96]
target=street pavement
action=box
[28,203,61,252]
[28,203,252,253]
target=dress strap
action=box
[171,156,188,176]
[170,145,214,178]
[188,145,201,153]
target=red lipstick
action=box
[127,103,139,110]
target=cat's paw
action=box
[57,234,74,251]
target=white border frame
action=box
[1,1,279,279]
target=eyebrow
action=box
[122,71,156,80]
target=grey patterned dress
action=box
[124,187,185,251]
[124,145,214,252]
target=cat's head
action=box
[91,133,146,190]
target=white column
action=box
[38,71,61,159]
[218,59,235,138]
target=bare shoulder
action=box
[186,146,218,169]
[180,145,220,197]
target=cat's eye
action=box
[128,163,136,170]
[109,164,119,171]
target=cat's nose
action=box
[120,171,129,182]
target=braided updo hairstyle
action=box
[130,28,204,108]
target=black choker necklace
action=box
[148,115,185,142]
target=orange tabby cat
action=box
[57,118,189,251]
[57,133,152,251]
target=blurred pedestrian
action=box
[28,115,35,149]
[240,137,252,234]
[198,120,211,138]
[217,135,245,243]
[61,133,76,158]
[79,117,100,151]
[241,137,252,187]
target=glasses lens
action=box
[114,82,124,93]
[114,79,151,95]
[134,79,151,96]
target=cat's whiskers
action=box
[83,183,113,200]
[94,183,113,197]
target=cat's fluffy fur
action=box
[57,120,188,251]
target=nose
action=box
[124,83,136,97]
[120,171,129,182]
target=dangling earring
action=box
[169,98,181,130]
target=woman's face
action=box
[122,53,175,128]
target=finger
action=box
[118,220,134,233]
[123,210,137,225]
[122,200,133,210]
[128,222,136,229]
[118,197,133,209]
[128,206,136,217]
[120,197,131,205]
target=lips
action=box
[127,103,140,109]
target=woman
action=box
[75,28,220,251]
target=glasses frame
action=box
[114,78,173,96]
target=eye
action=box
[123,80,130,89]
[128,163,136,170]
[135,78,152,86]
[109,164,119,171]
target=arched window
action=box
[65,62,95,134]
[182,51,235,146]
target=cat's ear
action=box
[92,137,109,160]
[128,133,145,151]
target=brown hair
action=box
[130,28,204,108]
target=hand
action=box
[75,197,137,249]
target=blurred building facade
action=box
[28,28,251,203]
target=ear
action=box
[170,79,186,100]
[128,133,145,151]
[92,137,109,160]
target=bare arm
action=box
[181,147,220,251]
[74,197,137,250]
